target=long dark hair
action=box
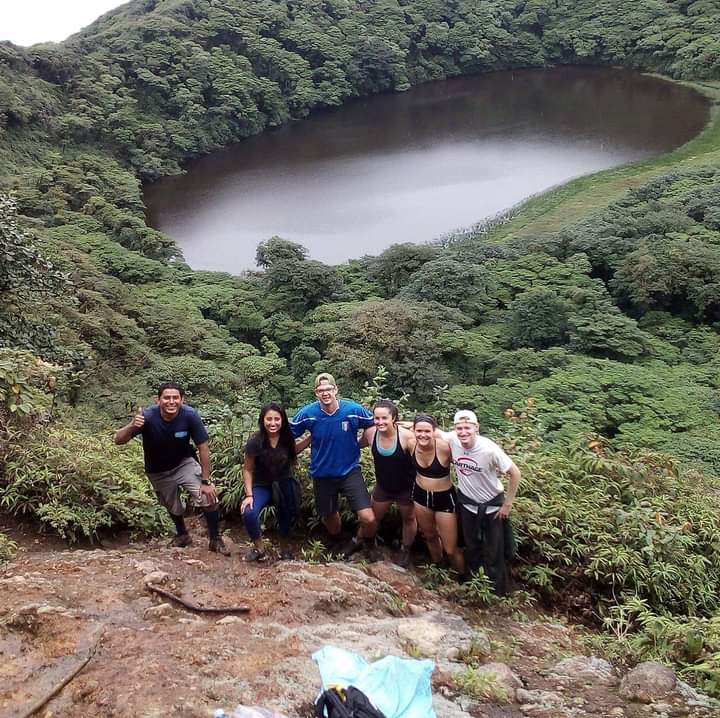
[258,402,297,464]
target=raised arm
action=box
[113,408,144,445]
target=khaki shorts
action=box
[147,457,212,516]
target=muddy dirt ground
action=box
[0,517,715,718]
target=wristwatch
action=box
[201,479,211,486]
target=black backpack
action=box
[314,685,386,718]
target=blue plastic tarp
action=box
[312,645,436,718]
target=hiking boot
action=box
[279,548,295,561]
[340,537,364,560]
[364,542,384,563]
[208,536,231,556]
[169,533,192,548]
[245,547,267,562]
[396,545,412,568]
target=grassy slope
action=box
[476,79,720,244]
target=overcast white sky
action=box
[1,1,126,46]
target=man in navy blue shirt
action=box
[114,382,230,555]
[290,373,380,559]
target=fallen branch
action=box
[146,583,251,613]
[19,632,103,718]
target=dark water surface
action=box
[144,67,709,272]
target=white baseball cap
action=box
[453,409,478,425]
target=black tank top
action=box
[372,431,415,494]
[411,445,449,479]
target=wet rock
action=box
[474,662,522,700]
[620,662,676,703]
[551,655,617,686]
[143,603,174,620]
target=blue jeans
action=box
[241,480,297,540]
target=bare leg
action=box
[415,503,443,563]
[324,511,341,537]
[399,503,417,547]
[357,507,377,538]
[436,511,464,574]
[358,499,390,539]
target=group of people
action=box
[114,372,520,594]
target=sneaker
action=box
[279,548,295,561]
[169,533,192,548]
[208,536,231,556]
[340,537,364,560]
[396,545,412,568]
[245,548,267,562]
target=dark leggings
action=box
[242,480,297,540]
[459,505,509,596]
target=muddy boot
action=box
[169,533,192,548]
[364,540,384,563]
[208,536,231,556]
[340,536,364,560]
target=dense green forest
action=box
[3,0,720,694]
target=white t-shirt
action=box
[440,431,514,514]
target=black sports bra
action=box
[411,446,449,479]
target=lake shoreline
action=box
[143,66,711,273]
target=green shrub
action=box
[0,532,17,563]
[0,426,169,542]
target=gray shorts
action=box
[147,457,212,516]
[313,468,371,518]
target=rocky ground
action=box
[0,518,716,718]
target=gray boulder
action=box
[619,661,676,703]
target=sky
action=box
[1,1,126,46]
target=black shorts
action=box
[412,483,457,513]
[313,467,371,517]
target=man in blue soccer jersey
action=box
[113,382,230,556]
[290,373,380,559]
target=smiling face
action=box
[315,381,338,409]
[263,409,283,436]
[413,420,435,447]
[373,406,395,434]
[454,420,478,449]
[157,388,183,420]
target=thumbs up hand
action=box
[132,407,145,429]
